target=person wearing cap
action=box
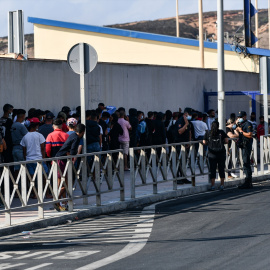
[66,117,83,162]
[20,117,48,176]
[236,111,254,189]
[61,106,71,117]
[38,112,55,139]
[57,112,69,132]
[46,119,69,158]
[175,107,194,184]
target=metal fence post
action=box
[162,147,167,180]
[253,138,258,176]
[190,144,195,186]
[82,156,88,205]
[141,149,146,184]
[95,155,101,206]
[67,158,73,212]
[37,162,44,219]
[171,145,177,190]
[260,136,264,175]
[4,167,11,226]
[119,152,125,201]
[52,160,58,201]
[152,147,157,194]
[130,148,135,199]
[225,144,229,181]
[21,164,27,205]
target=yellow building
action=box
[28,17,268,73]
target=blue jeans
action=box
[26,162,49,175]
[87,142,101,163]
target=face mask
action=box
[40,116,44,122]
[141,115,144,120]
[13,115,17,123]
[232,124,236,129]
[238,118,244,123]
[9,112,13,119]
[105,119,109,124]
[187,116,192,121]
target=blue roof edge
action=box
[28,17,270,57]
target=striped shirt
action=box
[46,129,69,157]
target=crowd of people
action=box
[0,103,263,209]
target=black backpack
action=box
[208,132,223,152]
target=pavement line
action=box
[76,205,156,270]
[24,263,53,270]
[0,263,25,269]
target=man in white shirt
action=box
[21,117,48,176]
[191,113,208,141]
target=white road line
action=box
[24,263,53,270]
[0,263,25,269]
[76,205,156,270]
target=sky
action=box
[0,0,269,37]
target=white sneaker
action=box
[231,173,238,178]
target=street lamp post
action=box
[176,0,179,37]
[217,0,225,130]
[199,0,204,68]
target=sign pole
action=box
[79,43,87,154]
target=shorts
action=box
[120,141,129,155]
[26,162,49,175]
[12,146,24,170]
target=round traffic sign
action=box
[67,43,98,74]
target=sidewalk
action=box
[0,168,268,236]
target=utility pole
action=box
[176,0,179,37]
[269,0,270,49]
[217,0,225,130]
[199,0,204,68]
[255,0,259,48]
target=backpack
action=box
[208,132,223,152]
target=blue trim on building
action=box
[204,91,261,114]
[28,16,270,56]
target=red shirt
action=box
[257,124,265,140]
[46,129,69,157]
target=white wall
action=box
[0,58,259,116]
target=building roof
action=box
[28,16,270,57]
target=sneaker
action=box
[54,203,61,212]
[238,182,253,189]
[182,179,192,184]
[177,180,184,185]
[228,175,233,179]
[209,186,215,191]
[231,173,238,178]
[219,185,224,191]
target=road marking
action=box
[76,204,156,270]
[0,251,29,260]
[15,251,63,260]
[54,251,100,260]
[24,263,53,270]
[0,263,25,269]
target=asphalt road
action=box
[1,181,270,270]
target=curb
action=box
[0,174,268,237]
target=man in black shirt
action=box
[236,111,253,189]
[175,107,193,184]
[1,104,14,163]
[56,124,85,157]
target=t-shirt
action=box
[207,117,216,130]
[11,122,28,145]
[118,118,131,142]
[39,124,54,139]
[20,132,45,161]
[175,116,191,143]
[191,120,208,139]
[67,131,83,145]
[56,132,81,157]
[257,123,265,140]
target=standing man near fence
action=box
[236,111,253,189]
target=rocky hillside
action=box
[0,9,269,58]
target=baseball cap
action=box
[238,111,247,117]
[67,117,78,126]
[57,112,67,121]
[46,112,55,119]
[28,117,40,123]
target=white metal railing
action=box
[0,137,261,226]
[0,150,124,226]
[130,139,258,198]
[260,135,270,174]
